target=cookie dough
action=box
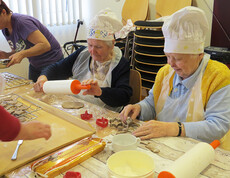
[146,143,160,153]
[62,101,84,109]
[109,117,140,133]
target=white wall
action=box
[0,0,214,79]
[192,0,214,47]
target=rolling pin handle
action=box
[71,80,91,94]
[78,85,91,90]
[210,140,220,149]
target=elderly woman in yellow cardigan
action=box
[120,6,230,150]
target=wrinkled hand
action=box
[0,51,8,59]
[7,51,25,67]
[15,121,52,140]
[81,79,102,96]
[119,104,141,123]
[33,75,48,92]
[132,120,176,140]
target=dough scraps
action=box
[62,101,84,109]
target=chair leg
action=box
[130,35,136,69]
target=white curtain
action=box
[5,0,81,26]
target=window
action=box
[4,0,81,26]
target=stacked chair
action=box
[115,0,149,63]
[131,21,167,91]
[115,31,134,62]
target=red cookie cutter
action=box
[96,117,108,128]
[81,111,93,120]
[64,171,81,178]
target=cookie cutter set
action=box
[81,110,108,128]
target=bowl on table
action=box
[108,134,141,153]
[107,150,155,178]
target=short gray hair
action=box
[103,40,114,47]
[87,39,114,48]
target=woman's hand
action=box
[81,79,102,96]
[15,121,52,140]
[33,75,48,92]
[119,104,141,122]
[133,121,179,140]
[7,51,25,67]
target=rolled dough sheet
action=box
[62,101,84,109]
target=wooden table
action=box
[2,84,230,178]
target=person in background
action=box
[119,6,230,150]
[33,8,132,112]
[0,74,51,142]
[0,0,63,82]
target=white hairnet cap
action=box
[88,8,123,41]
[162,6,209,54]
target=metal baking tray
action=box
[0,72,32,89]
[0,93,41,122]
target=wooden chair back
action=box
[129,69,142,104]
[122,0,149,25]
[156,0,192,18]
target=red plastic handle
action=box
[210,140,220,149]
[71,80,91,94]
[96,117,108,128]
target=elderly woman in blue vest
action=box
[33,9,132,112]
[120,6,230,150]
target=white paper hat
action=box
[87,8,123,41]
[162,6,209,54]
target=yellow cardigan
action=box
[153,60,230,150]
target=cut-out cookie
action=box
[62,101,84,109]
[110,117,140,134]
[146,143,160,153]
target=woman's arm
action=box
[0,106,21,141]
[184,85,230,143]
[7,30,51,67]
[0,106,51,141]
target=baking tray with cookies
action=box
[0,72,32,90]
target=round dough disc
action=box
[62,101,84,109]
